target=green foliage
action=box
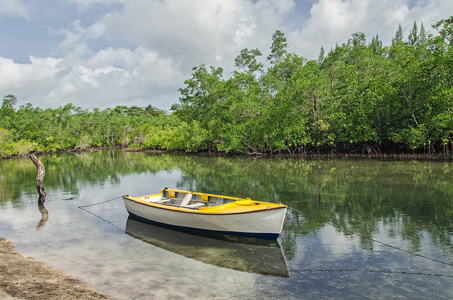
[140,121,210,152]
[0,100,174,158]
[171,16,453,155]
[0,128,14,157]
[0,127,37,157]
[267,30,288,63]
[2,16,453,157]
[234,48,264,75]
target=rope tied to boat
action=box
[78,195,124,208]
[288,268,453,278]
[78,195,125,233]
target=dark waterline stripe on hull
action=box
[127,212,279,240]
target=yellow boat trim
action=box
[124,188,287,214]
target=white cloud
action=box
[69,0,123,11]
[0,56,61,88]
[0,0,29,19]
[0,47,183,110]
[288,0,453,59]
[1,0,452,110]
[58,20,108,58]
[0,0,296,109]
[102,0,293,72]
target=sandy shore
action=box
[0,238,109,300]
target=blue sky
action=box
[0,0,452,110]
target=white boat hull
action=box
[123,197,287,239]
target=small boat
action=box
[123,188,287,239]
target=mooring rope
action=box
[289,206,453,268]
[78,195,124,208]
[288,268,453,278]
[78,195,125,233]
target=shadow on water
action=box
[36,202,48,231]
[125,216,290,278]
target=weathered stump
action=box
[29,153,46,204]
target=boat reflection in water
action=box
[125,216,290,278]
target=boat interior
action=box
[142,189,237,210]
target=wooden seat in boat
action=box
[180,192,193,206]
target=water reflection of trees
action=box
[0,150,180,203]
[173,156,453,257]
[1,151,452,257]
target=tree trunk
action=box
[29,153,46,204]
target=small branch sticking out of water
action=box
[29,153,46,204]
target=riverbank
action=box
[2,142,453,161]
[0,238,108,300]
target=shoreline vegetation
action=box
[1,16,452,159]
[3,145,453,161]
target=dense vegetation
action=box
[0,98,181,157]
[1,16,452,158]
[172,17,453,155]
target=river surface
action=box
[1,150,452,299]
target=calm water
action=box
[1,150,452,299]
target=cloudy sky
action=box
[0,0,452,110]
